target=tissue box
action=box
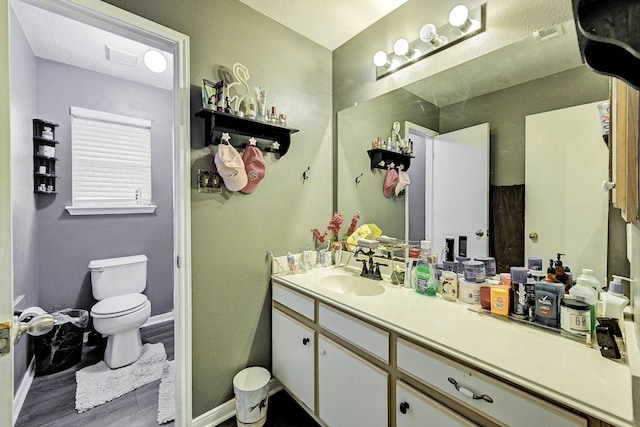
[38,145,55,157]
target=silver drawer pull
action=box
[448,377,493,403]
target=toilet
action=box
[89,255,151,369]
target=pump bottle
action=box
[602,276,630,320]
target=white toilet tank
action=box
[89,255,148,300]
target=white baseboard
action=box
[192,379,283,427]
[13,356,35,426]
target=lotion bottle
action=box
[602,276,630,320]
[569,273,599,335]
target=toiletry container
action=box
[490,285,510,316]
[510,267,529,317]
[534,281,564,328]
[415,241,437,296]
[458,279,482,304]
[89,255,151,369]
[575,268,603,292]
[475,257,496,278]
[560,298,591,336]
[441,271,457,302]
[462,260,485,283]
[602,276,630,320]
[568,275,599,334]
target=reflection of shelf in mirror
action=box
[367,148,414,171]
[33,136,59,145]
[35,190,58,195]
[36,173,58,178]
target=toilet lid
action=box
[91,293,148,316]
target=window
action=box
[66,107,156,215]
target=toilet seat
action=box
[91,293,149,318]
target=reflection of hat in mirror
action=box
[240,145,266,194]
[395,170,410,196]
[214,144,247,191]
[383,167,399,198]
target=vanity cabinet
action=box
[395,380,477,427]
[271,279,602,426]
[317,334,388,427]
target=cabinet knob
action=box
[529,232,539,241]
[302,337,310,346]
[399,401,410,414]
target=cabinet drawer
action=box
[272,283,314,320]
[397,338,587,427]
[396,380,478,427]
[319,303,388,362]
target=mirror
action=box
[337,18,612,274]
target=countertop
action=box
[271,264,638,426]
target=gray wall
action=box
[103,0,333,416]
[439,66,610,186]
[34,59,174,316]
[10,4,37,393]
[337,89,438,239]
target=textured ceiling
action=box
[237,0,408,50]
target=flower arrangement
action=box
[312,211,360,248]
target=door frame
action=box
[2,0,192,425]
[404,121,438,243]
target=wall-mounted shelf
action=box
[195,109,299,156]
[33,119,59,194]
[367,149,414,171]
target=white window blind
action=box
[70,107,152,210]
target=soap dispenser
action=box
[602,276,630,320]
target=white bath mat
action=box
[157,359,175,424]
[75,342,167,413]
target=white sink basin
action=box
[317,274,385,296]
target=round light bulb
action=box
[449,5,469,27]
[393,38,410,56]
[420,24,437,42]
[143,49,167,73]
[373,50,389,67]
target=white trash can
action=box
[233,366,270,427]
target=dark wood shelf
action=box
[367,148,414,171]
[195,109,299,155]
[33,119,59,195]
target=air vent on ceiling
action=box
[532,24,565,42]
[105,45,138,67]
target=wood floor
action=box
[15,321,175,427]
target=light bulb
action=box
[449,5,472,32]
[373,50,390,67]
[143,49,167,73]
[419,24,446,46]
[393,38,410,56]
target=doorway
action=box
[3,0,191,425]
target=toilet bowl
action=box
[89,255,151,369]
[91,293,151,368]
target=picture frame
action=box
[202,79,222,110]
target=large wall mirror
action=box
[336,18,619,281]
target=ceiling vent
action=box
[105,45,138,67]
[532,24,565,42]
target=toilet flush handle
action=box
[91,268,104,273]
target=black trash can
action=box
[33,308,89,375]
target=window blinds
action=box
[70,107,152,206]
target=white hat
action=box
[214,143,248,191]
[395,170,410,196]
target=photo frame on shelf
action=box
[202,79,223,111]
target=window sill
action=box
[65,205,157,216]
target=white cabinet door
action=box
[396,381,477,427]
[318,335,387,427]
[430,123,490,258]
[525,102,608,283]
[272,309,315,411]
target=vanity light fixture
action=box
[373,3,486,80]
[143,49,167,73]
